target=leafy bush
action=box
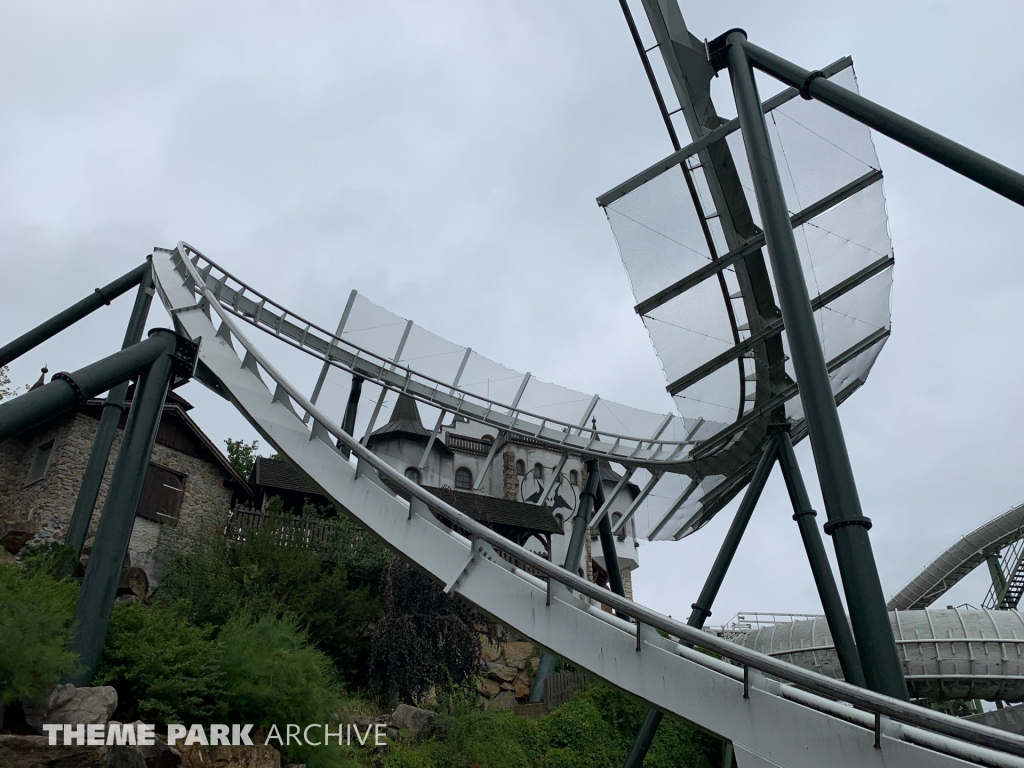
[0,564,79,704]
[19,542,79,580]
[94,602,225,723]
[219,611,347,768]
[157,521,380,680]
[368,559,480,705]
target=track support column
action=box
[721,29,906,700]
[67,329,198,683]
[337,374,363,458]
[775,429,865,688]
[66,262,155,556]
[529,459,602,703]
[625,440,778,768]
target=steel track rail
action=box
[154,244,1024,766]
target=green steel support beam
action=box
[0,333,179,443]
[67,329,198,684]
[625,440,778,768]
[337,374,363,458]
[775,430,865,688]
[0,262,150,369]
[529,461,602,703]
[66,263,155,556]
[722,29,907,700]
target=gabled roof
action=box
[381,477,562,534]
[249,456,324,497]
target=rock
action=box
[476,678,501,697]
[23,684,118,732]
[180,743,280,768]
[391,704,436,737]
[116,594,142,605]
[0,548,16,565]
[118,567,149,600]
[484,691,517,712]
[530,657,540,672]
[137,733,181,768]
[479,635,500,662]
[485,661,518,682]
[500,682,513,691]
[385,727,399,742]
[1,519,36,555]
[0,735,145,767]
[513,672,531,700]
[502,641,534,664]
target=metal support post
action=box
[67,329,198,684]
[774,430,865,688]
[625,440,778,768]
[529,461,602,703]
[736,39,1024,208]
[593,478,626,605]
[66,263,155,556]
[722,29,907,700]
[337,374,363,458]
[0,333,180,443]
[0,262,150,368]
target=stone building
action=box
[363,393,641,598]
[0,385,252,584]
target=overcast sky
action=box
[2,1,1022,625]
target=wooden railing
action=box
[445,434,492,456]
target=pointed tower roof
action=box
[368,393,451,454]
[29,366,48,391]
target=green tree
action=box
[224,437,259,478]
[0,365,15,402]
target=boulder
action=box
[479,635,500,663]
[137,734,181,768]
[1,519,36,555]
[118,567,149,600]
[484,691,517,712]
[0,735,145,768]
[476,678,501,697]
[513,672,531,700]
[23,684,118,732]
[484,661,518,682]
[179,743,280,768]
[391,704,436,737]
[502,641,534,664]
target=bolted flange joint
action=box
[823,515,873,535]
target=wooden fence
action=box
[543,670,589,708]
[225,506,337,552]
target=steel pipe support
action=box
[723,29,907,700]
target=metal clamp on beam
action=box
[50,372,86,406]
[799,69,825,100]
[823,515,873,535]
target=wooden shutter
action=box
[135,464,186,524]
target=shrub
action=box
[157,521,380,681]
[19,542,79,580]
[219,611,346,768]
[368,559,480,705]
[0,564,79,705]
[94,602,225,723]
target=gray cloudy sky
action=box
[2,1,1022,625]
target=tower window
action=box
[405,467,421,484]
[569,470,578,486]
[455,467,472,490]
[533,463,544,480]
[555,514,564,532]
[516,460,525,476]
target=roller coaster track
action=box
[888,503,1024,612]
[153,242,1024,767]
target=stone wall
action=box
[0,412,234,585]
[474,620,539,707]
